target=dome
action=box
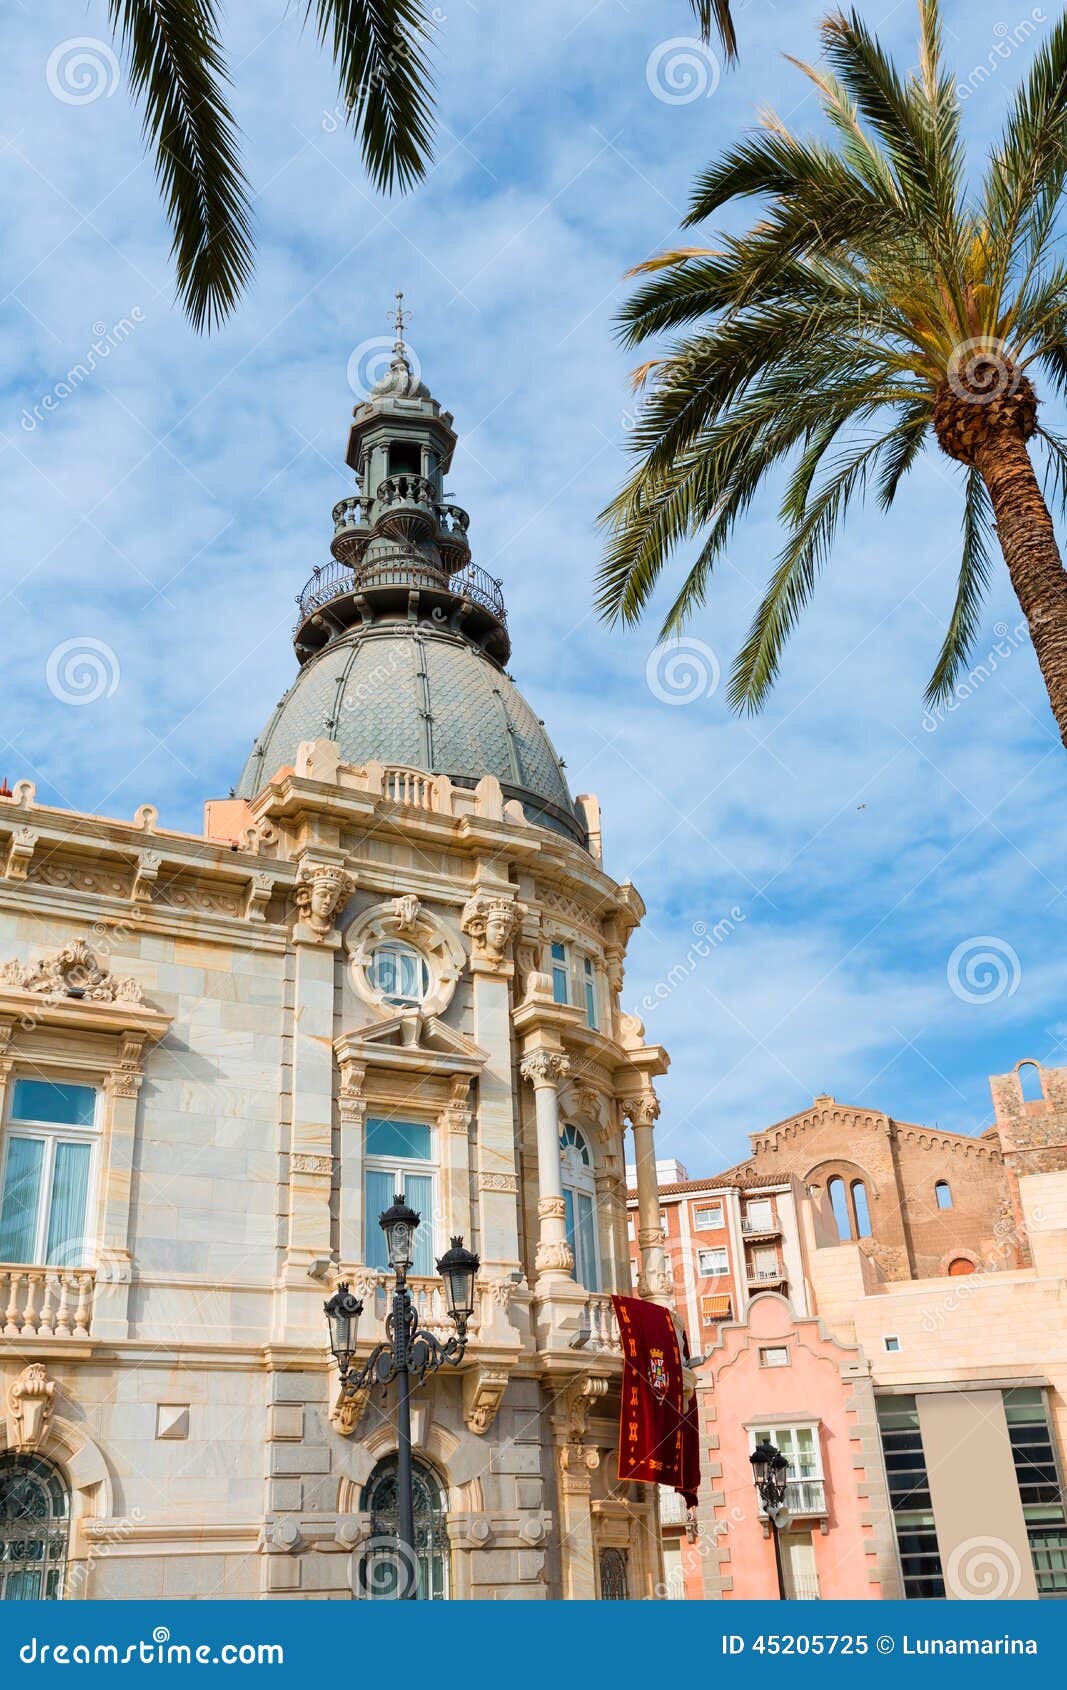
[236,621,585,845]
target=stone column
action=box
[520,1052,574,1284]
[462,888,523,1275]
[91,1031,148,1341]
[625,1090,672,1304]
[279,862,352,1338]
[439,1075,473,1244]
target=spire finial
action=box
[391,288,409,349]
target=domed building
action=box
[0,321,672,1602]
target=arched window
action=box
[827,1177,852,1241]
[851,1180,872,1238]
[0,1453,70,1600]
[559,1124,599,1290]
[935,1180,953,1210]
[598,1546,629,1600]
[369,943,429,1008]
[948,1257,976,1277]
[1019,1062,1044,1103]
[359,1455,448,1600]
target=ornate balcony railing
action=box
[1,1265,95,1340]
[375,473,437,509]
[382,767,437,811]
[569,1292,623,1356]
[296,554,506,628]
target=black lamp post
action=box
[750,1438,791,1600]
[323,1193,479,1599]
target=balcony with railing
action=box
[567,1293,623,1357]
[757,1477,828,1518]
[294,551,508,664]
[741,1214,782,1238]
[1,1265,96,1340]
[331,486,471,567]
[746,1264,788,1287]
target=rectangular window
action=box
[363,1118,436,1277]
[758,1345,789,1368]
[697,1246,729,1277]
[550,942,569,1005]
[877,1396,945,1598]
[563,1188,599,1291]
[701,1293,732,1325]
[693,1203,723,1230]
[744,1199,774,1230]
[0,1079,98,1266]
[582,957,599,1030]
[1005,1387,1067,1597]
[884,1335,901,1353]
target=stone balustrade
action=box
[572,1292,623,1357]
[0,1265,95,1340]
[382,767,437,811]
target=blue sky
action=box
[1,0,1065,1176]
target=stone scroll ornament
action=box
[0,940,143,1004]
[8,1363,56,1454]
[293,864,355,939]
[461,894,524,968]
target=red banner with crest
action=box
[611,1294,700,1506]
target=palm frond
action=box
[687,0,737,61]
[108,0,253,332]
[924,469,994,705]
[306,0,437,192]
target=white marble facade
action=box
[0,747,671,1599]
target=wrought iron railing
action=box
[757,1478,827,1517]
[296,554,506,626]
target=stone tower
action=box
[0,326,673,1601]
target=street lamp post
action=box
[749,1438,791,1600]
[323,1192,480,1598]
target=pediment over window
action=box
[335,1015,486,1079]
[0,941,170,1040]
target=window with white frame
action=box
[751,1423,824,1485]
[559,1124,599,1291]
[693,1202,723,1230]
[758,1345,790,1368]
[550,942,569,1005]
[368,943,430,1008]
[581,957,599,1029]
[0,1080,99,1268]
[363,1118,436,1276]
[697,1246,729,1278]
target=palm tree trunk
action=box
[975,433,1067,750]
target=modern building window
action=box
[0,1453,70,1600]
[759,1345,789,1368]
[701,1294,732,1325]
[876,1395,945,1598]
[693,1203,724,1230]
[884,1335,901,1353]
[750,1245,781,1282]
[827,1177,851,1242]
[697,1246,729,1278]
[744,1198,774,1231]
[1005,1387,1067,1597]
[598,1546,629,1600]
[851,1180,872,1238]
[749,1425,825,1518]
[934,1180,953,1210]
[559,1124,599,1291]
[369,942,429,1007]
[359,1455,448,1599]
[363,1118,436,1276]
[0,1080,98,1267]
[550,941,569,1005]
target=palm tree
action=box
[598,1,1067,750]
[100,0,728,334]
